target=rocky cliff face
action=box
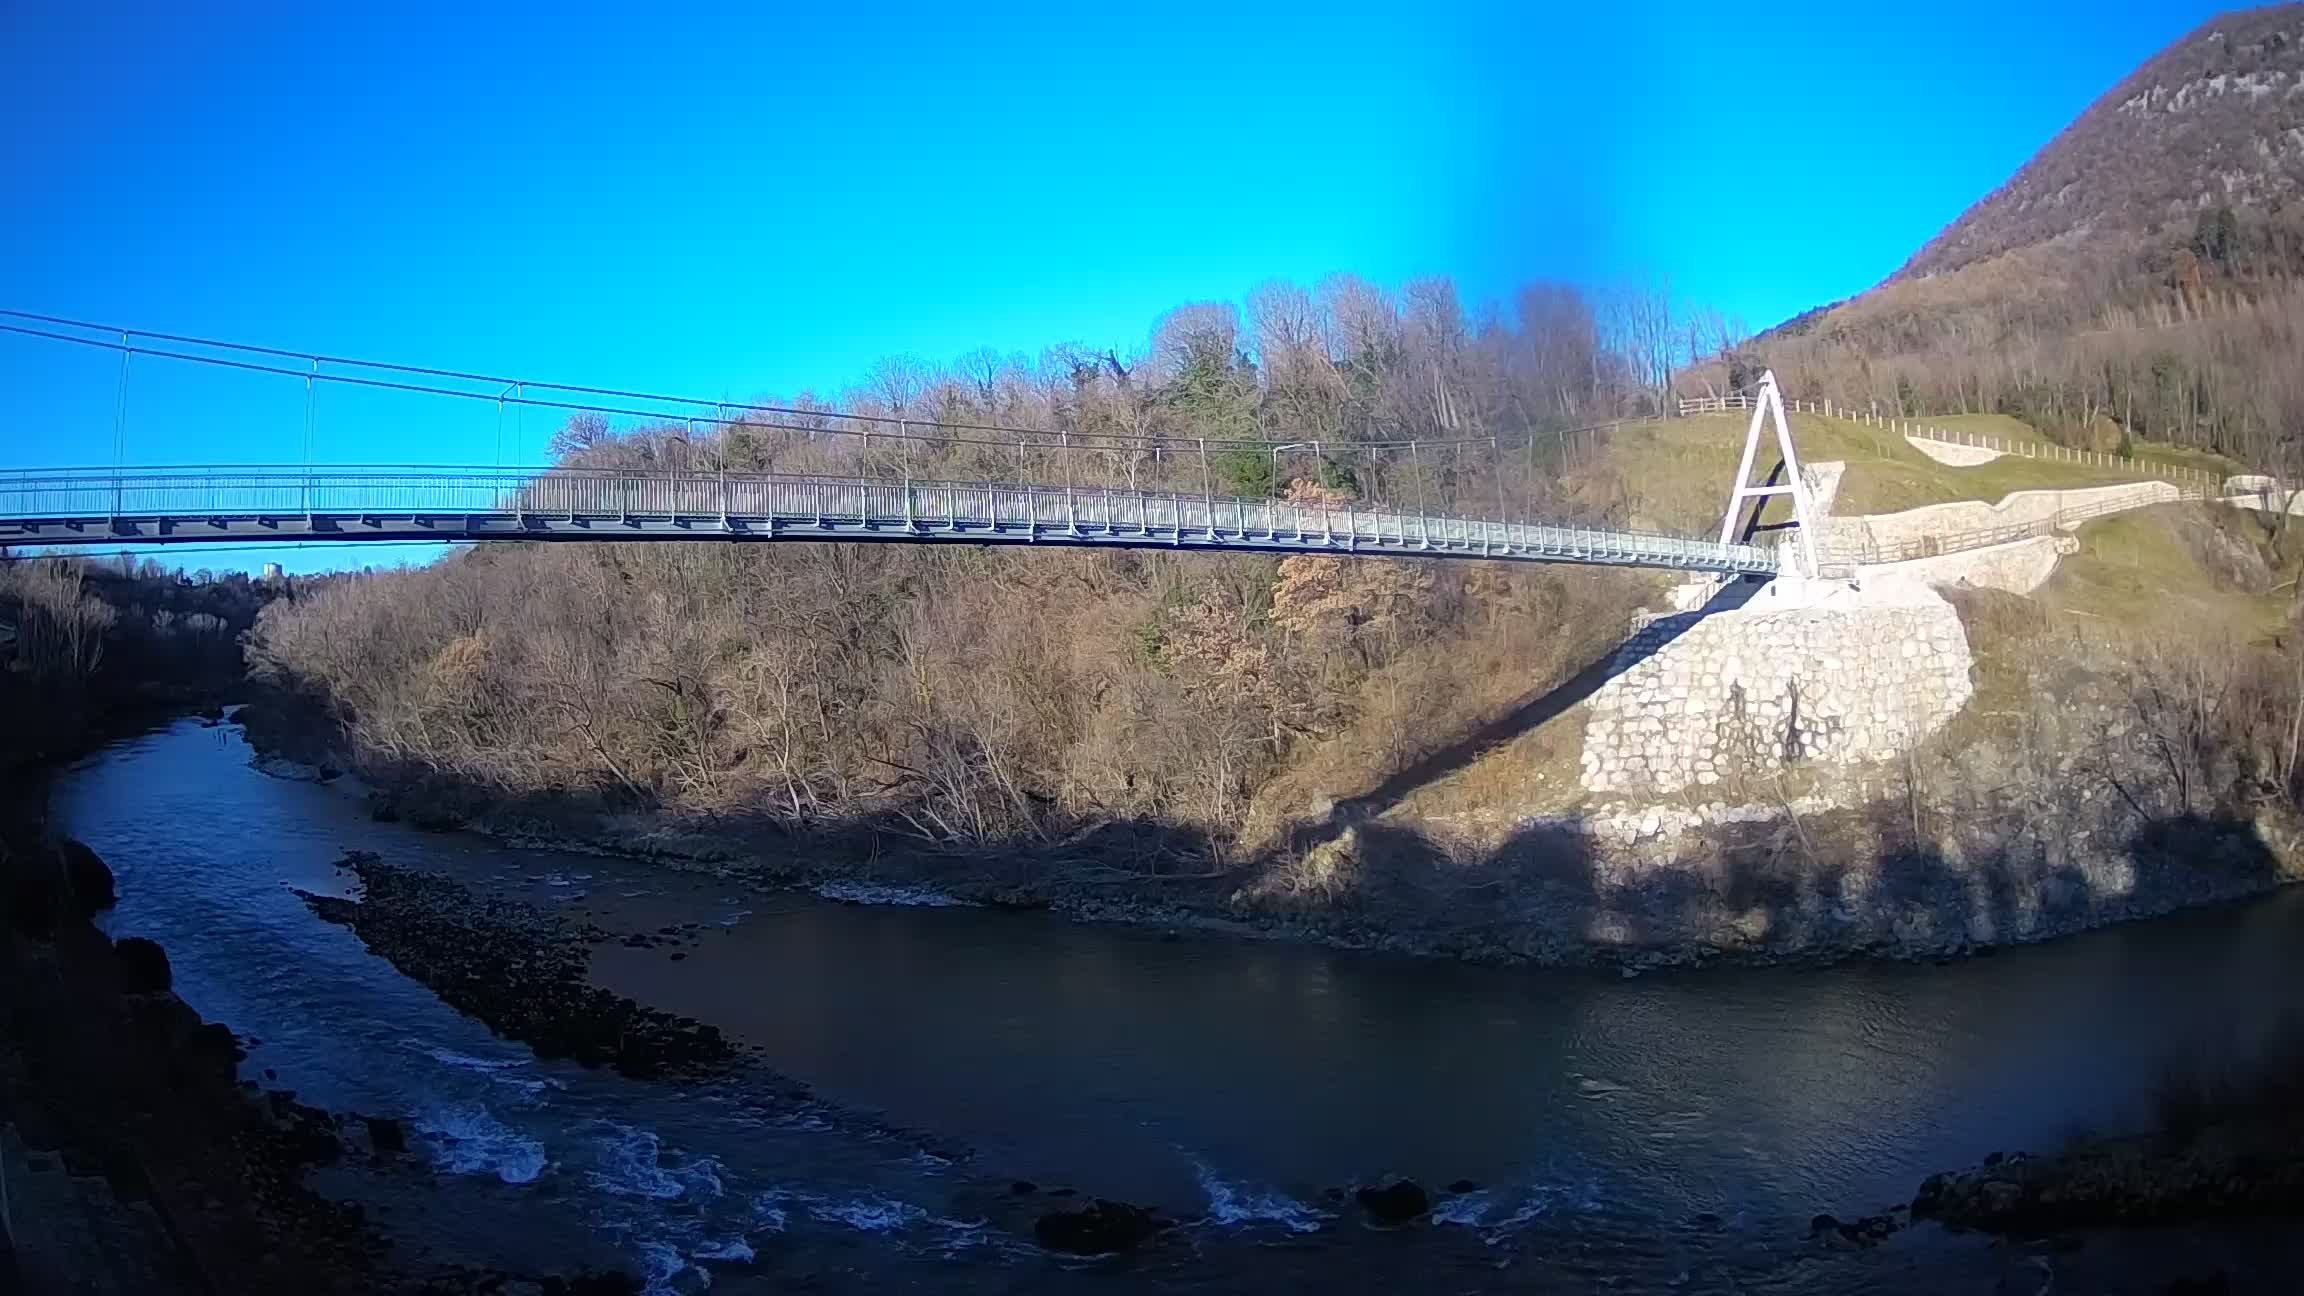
[1899,5,2304,280]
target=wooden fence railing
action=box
[1674,394,2219,494]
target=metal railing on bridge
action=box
[0,466,1783,577]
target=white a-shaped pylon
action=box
[1716,369,1823,577]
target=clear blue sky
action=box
[0,0,2237,568]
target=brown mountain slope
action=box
[1713,7,2304,471]
[1898,4,2304,280]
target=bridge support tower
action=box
[1717,370,1823,578]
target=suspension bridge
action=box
[0,311,1792,574]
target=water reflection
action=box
[50,718,2304,1290]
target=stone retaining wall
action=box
[1859,534,2078,595]
[1580,583,1974,796]
[1826,481,2176,555]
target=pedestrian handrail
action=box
[0,465,1781,576]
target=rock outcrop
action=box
[1033,1198,1169,1253]
[1354,1178,1431,1224]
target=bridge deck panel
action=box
[0,469,1780,576]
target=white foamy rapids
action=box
[926,1208,990,1245]
[633,1239,704,1296]
[1193,1164,1330,1233]
[414,1104,549,1184]
[420,1044,559,1096]
[1475,1177,1612,1243]
[586,1124,727,1203]
[813,880,972,908]
[754,1185,934,1233]
[1430,1191,1493,1227]
[806,1193,930,1231]
[691,1236,755,1263]
[424,1045,523,1072]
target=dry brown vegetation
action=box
[0,554,271,766]
[241,212,2304,958]
[249,523,1655,864]
[246,275,1720,867]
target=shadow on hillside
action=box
[350,704,2291,964]
[313,645,2291,967]
[1230,790,2286,964]
[1299,575,1765,847]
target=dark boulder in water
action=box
[1033,1198,1166,1253]
[1833,1213,1898,1245]
[116,936,173,992]
[177,1022,245,1088]
[60,838,116,911]
[1355,1178,1430,1224]
[364,1116,407,1155]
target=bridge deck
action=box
[0,468,1779,576]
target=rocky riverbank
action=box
[299,855,745,1084]
[230,579,2304,976]
[35,712,2304,1294]
[1914,1134,2304,1234]
[308,751,2304,978]
[1912,1082,2304,1234]
[0,782,662,1292]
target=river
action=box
[51,717,2304,1292]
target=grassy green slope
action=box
[1392,416,2288,822]
[1594,411,2180,533]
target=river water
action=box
[53,717,2304,1292]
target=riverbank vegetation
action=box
[234,276,2304,966]
[245,275,1681,857]
[0,553,277,770]
[1719,189,2304,487]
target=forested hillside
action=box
[247,276,1680,869]
[1,556,274,766]
[1901,6,2304,281]
[243,3,2304,900]
[1721,5,2304,478]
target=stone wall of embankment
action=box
[1824,481,2177,555]
[1579,580,1973,797]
